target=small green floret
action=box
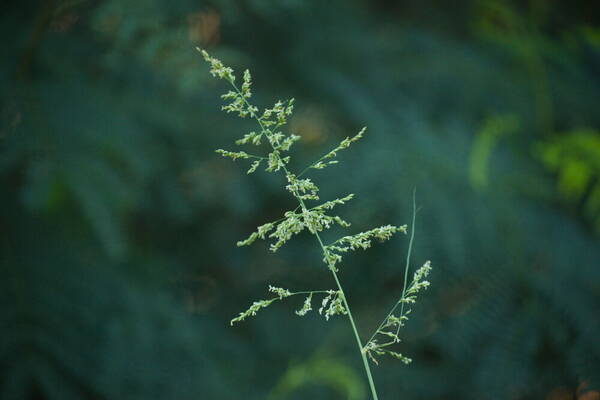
[295,293,313,316]
[269,285,292,299]
[216,149,250,160]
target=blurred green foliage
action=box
[1,0,599,399]
[537,130,600,232]
[469,114,520,190]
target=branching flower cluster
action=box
[363,260,432,365]
[324,224,408,271]
[230,286,345,325]
[201,48,433,400]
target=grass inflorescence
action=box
[200,48,433,400]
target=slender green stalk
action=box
[327,247,379,400]
[396,190,418,336]
[366,189,417,346]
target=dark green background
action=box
[2,1,599,399]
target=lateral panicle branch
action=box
[230,286,346,325]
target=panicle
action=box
[202,47,431,372]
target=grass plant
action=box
[200,48,433,400]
